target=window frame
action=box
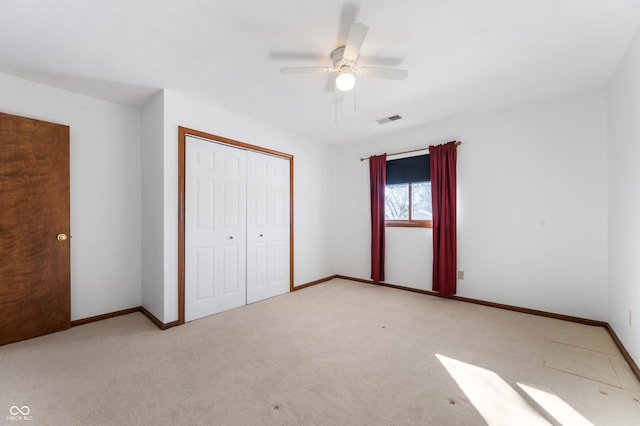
[385,182,433,228]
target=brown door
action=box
[0,112,71,345]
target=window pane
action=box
[385,184,409,220]
[412,182,432,220]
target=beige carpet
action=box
[1,279,639,425]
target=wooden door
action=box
[246,151,290,304]
[185,136,247,321]
[0,112,71,345]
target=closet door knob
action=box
[229,236,234,240]
[259,234,264,237]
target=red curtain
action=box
[369,154,387,283]
[430,142,457,295]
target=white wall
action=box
[141,91,165,320]
[608,27,640,364]
[144,90,336,323]
[0,73,142,320]
[336,91,609,321]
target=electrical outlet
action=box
[457,270,464,280]
[630,311,633,327]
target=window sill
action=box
[386,220,433,228]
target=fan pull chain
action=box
[334,88,338,126]
[353,82,357,112]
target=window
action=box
[385,154,432,228]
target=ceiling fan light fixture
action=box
[336,72,356,91]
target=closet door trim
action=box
[177,126,294,325]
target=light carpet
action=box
[1,279,639,425]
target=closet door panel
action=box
[195,247,215,299]
[185,137,246,321]
[272,240,287,283]
[246,151,290,304]
[222,244,241,294]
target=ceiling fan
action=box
[280,23,408,92]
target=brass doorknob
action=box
[57,233,68,241]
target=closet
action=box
[184,135,291,322]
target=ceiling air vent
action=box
[376,114,403,124]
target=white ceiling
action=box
[2,0,640,145]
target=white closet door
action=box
[246,151,290,304]
[185,136,247,321]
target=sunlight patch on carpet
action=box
[436,354,551,426]
[518,383,594,426]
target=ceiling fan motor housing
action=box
[331,46,356,74]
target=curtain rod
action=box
[359,141,462,162]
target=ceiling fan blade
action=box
[364,55,404,66]
[343,23,369,60]
[270,51,326,61]
[337,3,360,45]
[280,67,334,75]
[359,67,408,80]
[325,74,337,93]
